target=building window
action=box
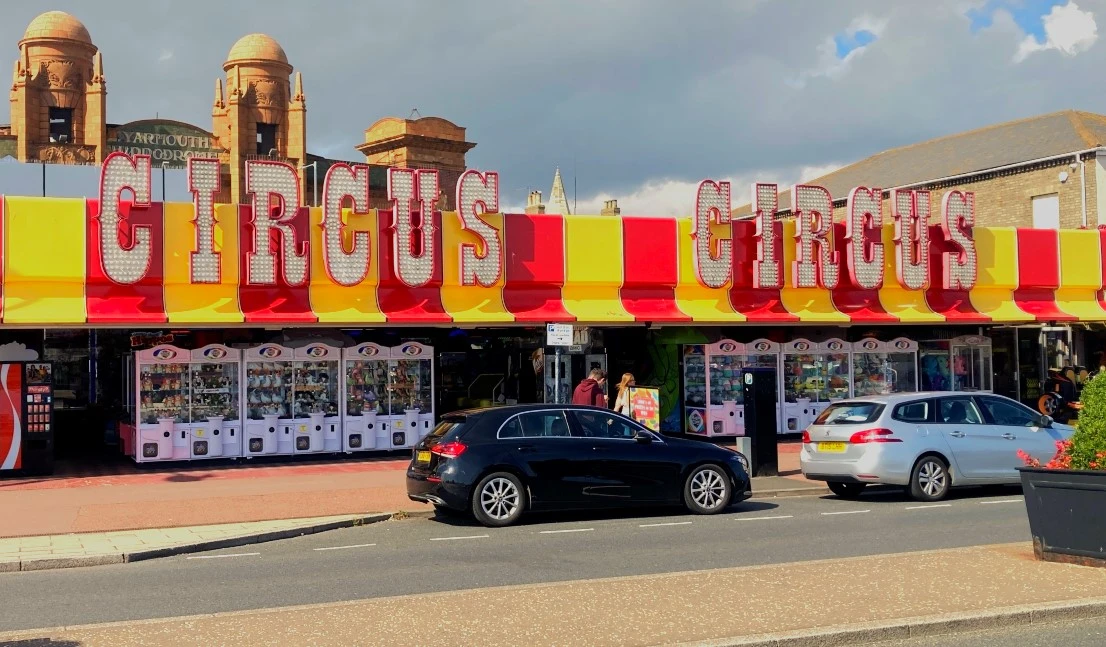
[256,123,277,156]
[49,107,73,143]
[1032,193,1060,229]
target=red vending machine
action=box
[0,361,55,475]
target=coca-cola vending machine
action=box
[0,361,55,475]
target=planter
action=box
[1018,467,1106,567]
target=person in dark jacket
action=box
[572,369,607,407]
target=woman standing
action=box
[614,373,635,415]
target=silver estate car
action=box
[799,392,1075,502]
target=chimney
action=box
[525,190,546,215]
[601,199,621,216]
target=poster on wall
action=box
[629,386,661,431]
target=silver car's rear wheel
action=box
[909,456,950,502]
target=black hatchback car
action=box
[406,404,752,527]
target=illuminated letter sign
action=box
[187,158,222,284]
[388,167,439,287]
[245,160,308,286]
[891,189,930,290]
[844,186,885,290]
[753,183,782,289]
[455,170,503,287]
[321,163,372,287]
[98,152,153,284]
[792,184,839,289]
[693,180,732,288]
[941,190,977,290]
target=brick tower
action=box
[213,33,307,204]
[9,11,106,164]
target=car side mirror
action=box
[633,430,653,444]
[1037,414,1053,428]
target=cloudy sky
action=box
[0,0,1103,212]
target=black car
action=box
[406,404,752,527]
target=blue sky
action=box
[834,28,878,59]
[968,0,1068,41]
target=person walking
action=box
[613,373,635,415]
[572,369,607,407]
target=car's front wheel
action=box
[684,464,732,514]
[472,472,527,527]
[827,482,866,499]
[909,455,951,502]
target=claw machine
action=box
[188,344,242,459]
[292,343,341,454]
[242,344,295,457]
[951,335,993,392]
[851,338,918,396]
[133,345,191,462]
[781,338,852,433]
[342,342,388,452]
[387,342,435,448]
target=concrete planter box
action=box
[1019,466,1106,567]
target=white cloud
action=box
[1014,1,1097,62]
[158,50,174,63]
[789,14,889,88]
[557,163,846,217]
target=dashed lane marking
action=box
[429,535,489,542]
[979,499,1023,505]
[820,510,871,516]
[539,528,595,534]
[736,515,794,521]
[639,521,693,528]
[904,504,953,510]
[313,543,377,552]
[186,552,260,560]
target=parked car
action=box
[407,404,752,527]
[800,392,1074,502]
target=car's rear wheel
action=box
[684,464,732,514]
[909,455,950,502]
[827,481,866,499]
[472,472,527,527]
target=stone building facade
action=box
[0,11,476,206]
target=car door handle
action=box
[517,445,537,453]
[948,431,965,438]
[1002,433,1016,440]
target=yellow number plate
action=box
[416,451,431,463]
[818,442,847,453]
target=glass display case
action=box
[342,342,389,452]
[951,335,993,392]
[291,343,342,454]
[682,345,706,434]
[781,338,851,433]
[187,344,242,459]
[243,344,296,457]
[133,345,190,462]
[851,338,919,396]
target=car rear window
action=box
[428,419,466,440]
[813,402,884,425]
[892,401,930,423]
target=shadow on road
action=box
[428,500,782,527]
[820,483,1024,504]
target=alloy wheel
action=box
[690,468,727,510]
[479,477,520,521]
[917,460,947,498]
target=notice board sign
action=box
[628,386,661,431]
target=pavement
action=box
[864,614,1106,647]
[0,442,818,539]
[0,513,389,572]
[2,542,1105,647]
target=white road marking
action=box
[539,528,595,534]
[905,504,953,510]
[821,510,870,516]
[736,515,794,521]
[980,499,1023,505]
[639,521,693,528]
[313,543,377,552]
[429,535,489,542]
[186,552,260,560]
